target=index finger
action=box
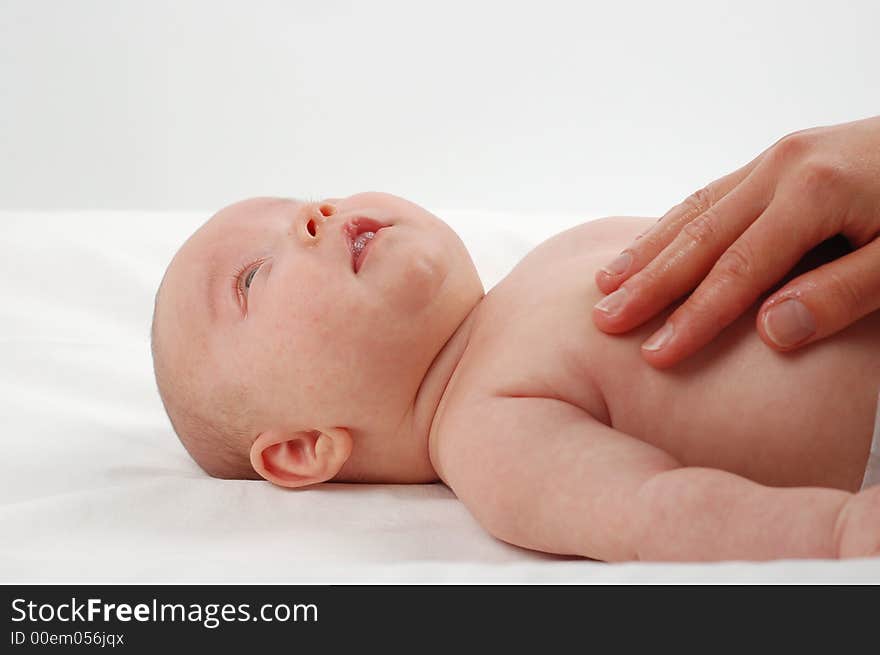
[596,153,766,296]
[594,167,771,336]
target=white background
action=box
[3,1,880,583]
[2,0,878,216]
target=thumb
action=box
[758,238,880,351]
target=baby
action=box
[151,192,880,562]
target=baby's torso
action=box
[436,217,880,491]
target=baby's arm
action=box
[440,396,857,561]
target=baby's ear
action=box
[249,427,352,488]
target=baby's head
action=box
[152,192,483,487]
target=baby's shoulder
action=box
[435,262,622,440]
[434,216,654,442]
[529,215,654,254]
[491,216,653,290]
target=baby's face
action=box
[158,192,483,479]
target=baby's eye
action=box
[244,266,259,290]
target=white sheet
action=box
[1,208,877,583]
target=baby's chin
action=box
[383,246,452,315]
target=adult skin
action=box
[592,115,880,369]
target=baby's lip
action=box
[343,217,389,272]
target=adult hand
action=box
[592,115,880,368]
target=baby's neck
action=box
[410,300,482,481]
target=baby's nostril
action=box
[306,218,317,237]
[318,204,335,218]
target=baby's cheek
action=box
[267,291,354,367]
[270,272,332,328]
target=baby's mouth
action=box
[345,217,388,273]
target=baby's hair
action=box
[150,280,259,480]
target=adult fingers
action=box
[593,168,771,336]
[636,197,834,368]
[757,237,880,351]
[595,155,764,295]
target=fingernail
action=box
[763,299,816,347]
[594,287,629,315]
[601,251,633,277]
[642,322,674,351]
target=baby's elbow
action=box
[460,488,546,554]
[469,493,523,547]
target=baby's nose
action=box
[296,201,337,245]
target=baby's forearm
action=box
[632,467,851,561]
